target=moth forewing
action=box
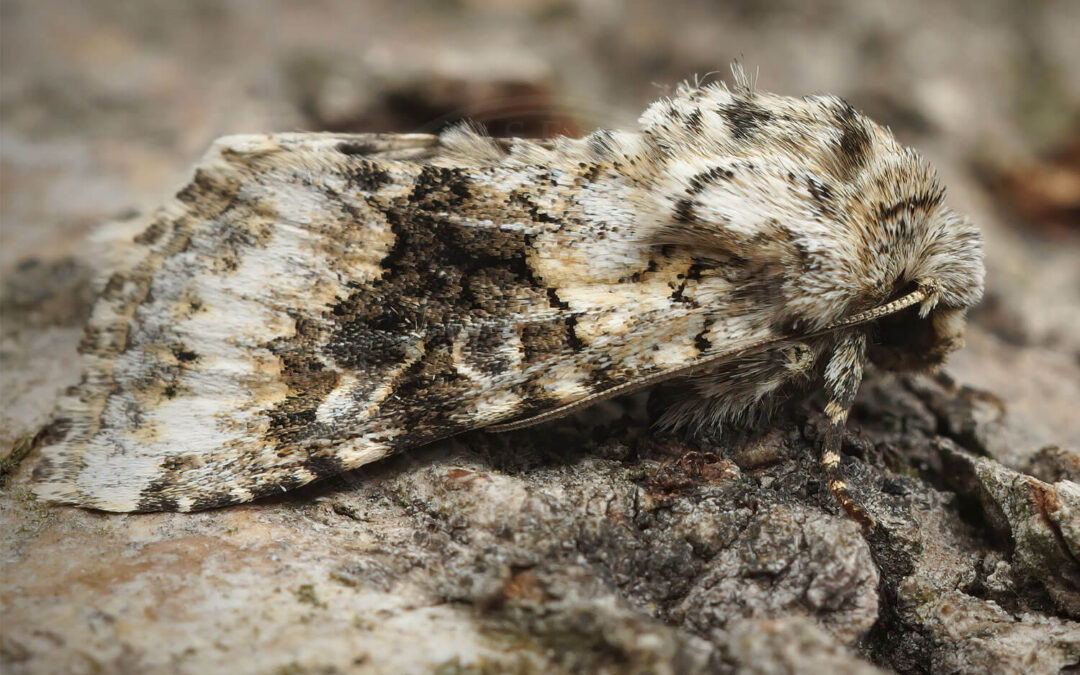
[32,77,983,514]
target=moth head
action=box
[865,297,969,371]
[864,206,985,372]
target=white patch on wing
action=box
[458,389,525,425]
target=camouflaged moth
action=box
[32,72,984,521]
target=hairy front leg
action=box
[821,331,875,529]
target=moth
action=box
[32,72,984,523]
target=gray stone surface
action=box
[2,1,1079,673]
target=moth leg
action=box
[821,331,876,529]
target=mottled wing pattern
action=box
[32,132,776,511]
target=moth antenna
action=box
[823,283,930,331]
[485,332,782,432]
[821,332,876,530]
[489,284,936,434]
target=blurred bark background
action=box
[2,1,1078,673]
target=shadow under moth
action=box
[32,72,985,523]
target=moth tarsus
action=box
[31,72,984,522]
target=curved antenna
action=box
[822,285,929,331]
[487,284,933,433]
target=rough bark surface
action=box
[2,1,1079,673]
